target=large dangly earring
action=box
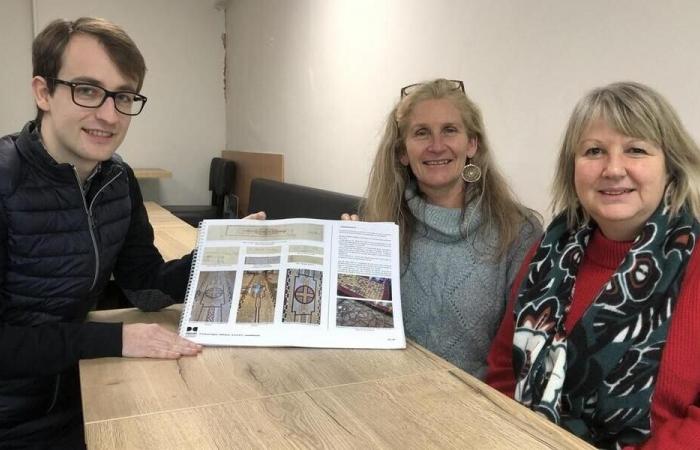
[461,158,481,183]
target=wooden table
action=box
[143,201,197,261]
[79,204,593,449]
[133,168,172,179]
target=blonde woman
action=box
[487,81,700,448]
[347,79,541,377]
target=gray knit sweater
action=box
[401,184,541,378]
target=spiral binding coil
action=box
[177,220,208,337]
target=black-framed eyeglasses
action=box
[48,77,147,116]
[400,79,465,98]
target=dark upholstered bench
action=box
[247,178,361,220]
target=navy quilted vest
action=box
[0,122,132,428]
[1,123,131,325]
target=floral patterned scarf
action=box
[512,202,699,449]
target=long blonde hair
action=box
[552,81,700,228]
[361,79,534,257]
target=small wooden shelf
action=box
[133,168,172,179]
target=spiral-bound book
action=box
[178,218,405,349]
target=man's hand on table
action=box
[122,323,203,359]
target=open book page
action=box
[178,218,405,349]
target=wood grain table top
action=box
[81,306,591,449]
[143,201,197,261]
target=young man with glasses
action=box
[0,17,201,448]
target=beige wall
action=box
[1,0,226,205]
[225,0,700,218]
[0,0,34,136]
[4,1,700,215]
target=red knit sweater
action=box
[485,229,700,449]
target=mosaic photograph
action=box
[336,298,394,328]
[236,270,279,324]
[190,270,236,323]
[282,269,323,325]
[336,274,392,301]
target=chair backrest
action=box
[209,157,236,216]
[248,178,361,220]
[209,157,236,194]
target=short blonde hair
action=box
[362,79,533,256]
[552,81,700,228]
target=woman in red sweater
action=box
[486,81,700,449]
